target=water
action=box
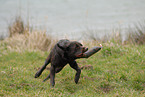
[0,0,145,40]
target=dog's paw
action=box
[42,79,47,82]
[75,74,80,84]
[35,72,40,78]
[75,69,81,84]
[75,77,79,84]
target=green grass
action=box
[0,42,145,97]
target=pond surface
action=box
[0,0,145,40]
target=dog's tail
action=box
[35,55,51,78]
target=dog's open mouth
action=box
[76,47,88,58]
[76,53,84,58]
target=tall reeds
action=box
[8,16,25,37]
[5,16,56,52]
[2,15,145,53]
[82,28,122,44]
[127,21,145,45]
[83,21,145,45]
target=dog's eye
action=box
[76,45,80,49]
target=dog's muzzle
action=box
[76,47,88,58]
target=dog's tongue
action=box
[76,53,84,58]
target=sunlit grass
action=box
[0,42,144,96]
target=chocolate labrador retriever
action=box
[35,39,88,87]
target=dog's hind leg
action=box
[43,67,63,82]
[50,66,55,87]
[43,74,50,82]
[69,61,81,84]
[35,55,51,78]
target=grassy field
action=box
[0,41,145,97]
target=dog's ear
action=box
[57,39,70,51]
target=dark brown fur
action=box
[35,39,88,87]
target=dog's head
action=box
[57,39,88,59]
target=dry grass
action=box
[4,15,145,53]
[127,21,145,45]
[4,16,57,52]
[82,28,122,44]
[0,36,4,40]
[4,31,57,52]
[8,16,25,37]
[83,21,145,45]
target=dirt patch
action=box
[99,82,114,93]
[100,85,112,93]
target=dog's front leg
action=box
[69,61,81,84]
[50,66,55,87]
